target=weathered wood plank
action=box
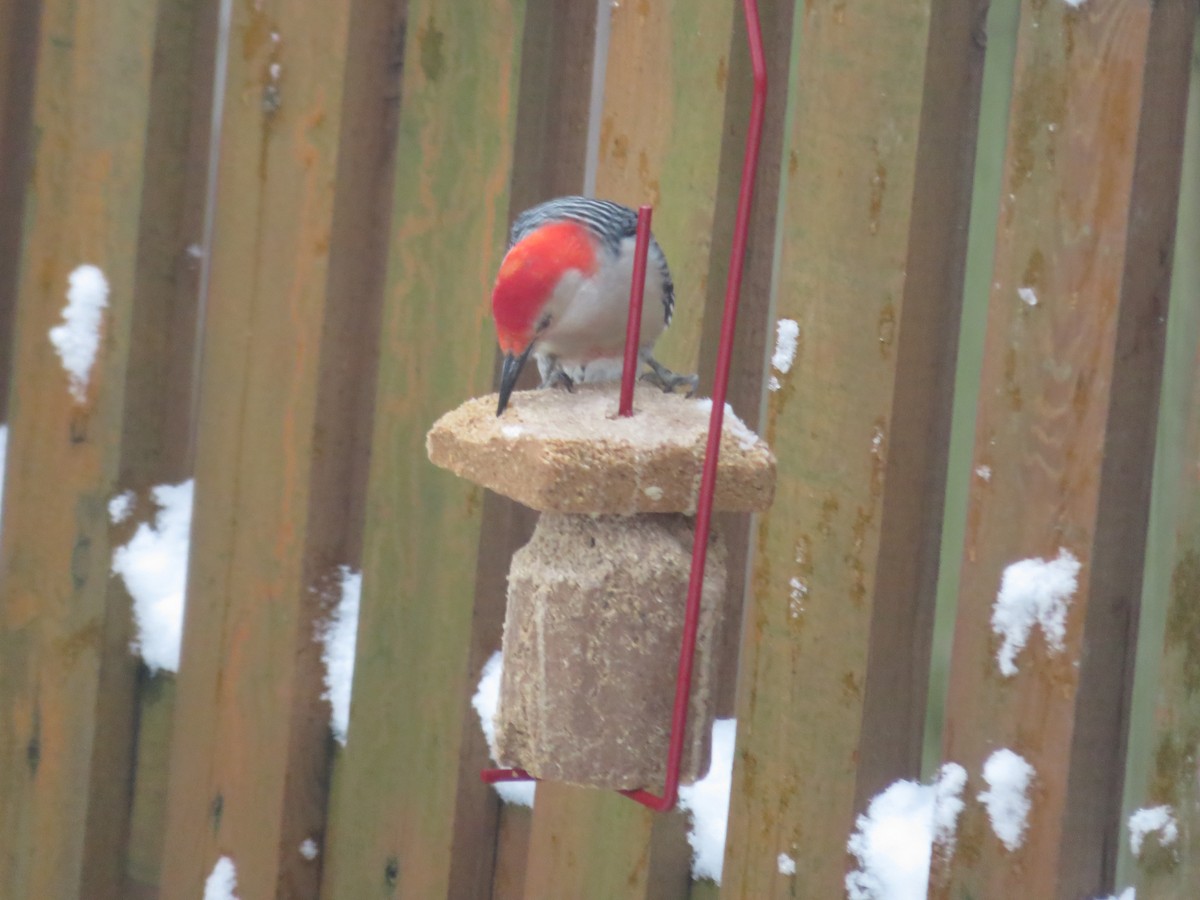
[318,1,527,896]
[157,0,369,895]
[114,0,218,893]
[0,0,39,417]
[689,879,720,900]
[695,0,796,723]
[922,0,1023,766]
[934,1,1195,897]
[853,0,990,807]
[721,0,986,895]
[1119,47,1200,894]
[520,1,736,894]
[126,674,177,900]
[81,0,212,893]
[445,1,598,895]
[523,783,692,899]
[490,803,533,900]
[0,0,161,895]
[593,0,733,377]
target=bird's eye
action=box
[536,314,552,331]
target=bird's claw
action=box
[640,361,698,397]
[539,368,575,393]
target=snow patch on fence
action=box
[991,548,1080,676]
[679,717,736,883]
[49,264,110,402]
[776,852,796,876]
[112,480,194,674]
[108,489,135,523]
[1018,286,1039,307]
[472,651,535,807]
[931,763,968,856]
[204,856,239,900]
[844,763,966,900]
[299,838,319,860]
[692,398,761,451]
[317,565,361,746]
[978,748,1035,851]
[767,318,799,391]
[1128,805,1178,857]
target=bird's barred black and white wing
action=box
[510,196,675,326]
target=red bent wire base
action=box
[482,0,767,812]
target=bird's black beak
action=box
[497,342,535,416]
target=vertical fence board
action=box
[1134,384,1200,895]
[520,1,736,893]
[593,0,733,375]
[0,0,39,416]
[454,0,596,895]
[1120,29,1200,897]
[158,0,363,895]
[935,1,1195,897]
[523,783,692,899]
[0,0,161,895]
[722,0,983,895]
[695,0,796,723]
[119,0,219,894]
[126,676,176,899]
[852,0,989,805]
[923,0,1023,769]
[80,0,210,893]
[319,1,526,896]
[490,804,533,900]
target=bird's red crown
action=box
[492,220,597,354]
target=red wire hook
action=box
[621,0,767,812]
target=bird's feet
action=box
[641,354,698,396]
[538,364,575,393]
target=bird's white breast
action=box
[534,235,669,384]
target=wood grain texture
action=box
[114,0,218,893]
[922,0,1023,773]
[0,0,38,419]
[490,803,533,900]
[318,1,527,897]
[935,1,1195,897]
[522,783,692,900]
[157,0,362,895]
[1120,30,1200,897]
[721,0,983,896]
[126,674,177,900]
[854,0,989,807]
[448,2,595,895]
[0,0,160,895]
[695,0,796,721]
[81,0,212,893]
[593,0,734,376]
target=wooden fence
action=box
[0,0,1197,897]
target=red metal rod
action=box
[480,766,535,784]
[619,205,654,417]
[622,0,767,813]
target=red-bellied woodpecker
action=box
[491,196,697,415]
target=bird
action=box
[491,196,697,415]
